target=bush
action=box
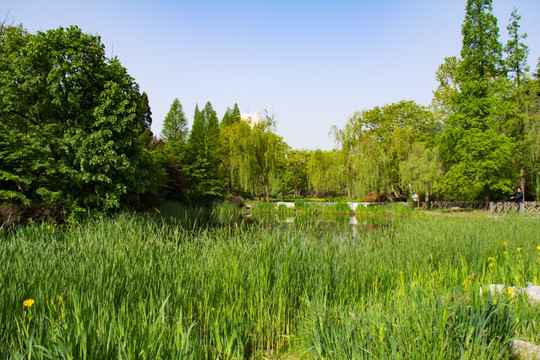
[225,195,245,208]
[362,192,388,202]
[0,204,64,229]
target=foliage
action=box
[399,143,442,201]
[161,98,188,154]
[2,212,538,358]
[220,103,244,195]
[220,103,240,127]
[332,101,438,198]
[185,102,224,205]
[504,8,529,85]
[135,91,153,145]
[306,149,344,197]
[0,25,155,216]
[281,149,310,198]
[437,0,518,204]
[226,112,287,201]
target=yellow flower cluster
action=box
[23,299,34,307]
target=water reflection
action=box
[210,211,386,235]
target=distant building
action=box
[240,113,260,127]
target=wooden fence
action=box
[428,201,539,213]
[489,202,540,213]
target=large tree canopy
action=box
[0,25,152,215]
[437,0,515,204]
[332,101,438,198]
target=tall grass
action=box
[1,211,539,358]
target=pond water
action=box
[208,211,392,235]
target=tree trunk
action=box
[264,183,269,202]
[390,184,400,198]
[521,168,525,201]
[484,185,491,209]
[425,184,430,203]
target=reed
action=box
[1,211,538,358]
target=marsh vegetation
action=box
[2,206,539,359]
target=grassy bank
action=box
[1,210,539,359]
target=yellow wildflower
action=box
[57,295,63,303]
[508,289,515,296]
[463,279,472,286]
[488,257,495,262]
[504,251,509,256]
[47,225,50,230]
[212,307,215,312]
[537,245,540,251]
[23,299,34,307]
[488,263,494,268]
[503,241,508,246]
[517,248,522,252]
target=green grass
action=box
[1,210,539,359]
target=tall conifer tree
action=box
[161,98,188,150]
[185,102,223,204]
[438,0,514,205]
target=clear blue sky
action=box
[4,0,540,150]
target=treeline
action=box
[151,0,540,207]
[303,1,540,205]
[1,0,540,222]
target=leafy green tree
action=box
[431,56,461,122]
[185,102,224,204]
[306,149,344,197]
[220,103,240,127]
[437,0,515,205]
[282,149,310,198]
[136,92,152,132]
[333,101,437,198]
[161,98,188,152]
[400,143,442,202]
[521,60,540,199]
[226,112,287,201]
[460,0,503,82]
[136,92,153,146]
[504,8,529,86]
[503,8,531,198]
[0,25,154,215]
[220,103,243,194]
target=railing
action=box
[489,202,540,213]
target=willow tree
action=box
[282,149,310,198]
[333,101,437,199]
[227,112,286,201]
[306,149,345,197]
[220,103,243,194]
[399,143,442,202]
